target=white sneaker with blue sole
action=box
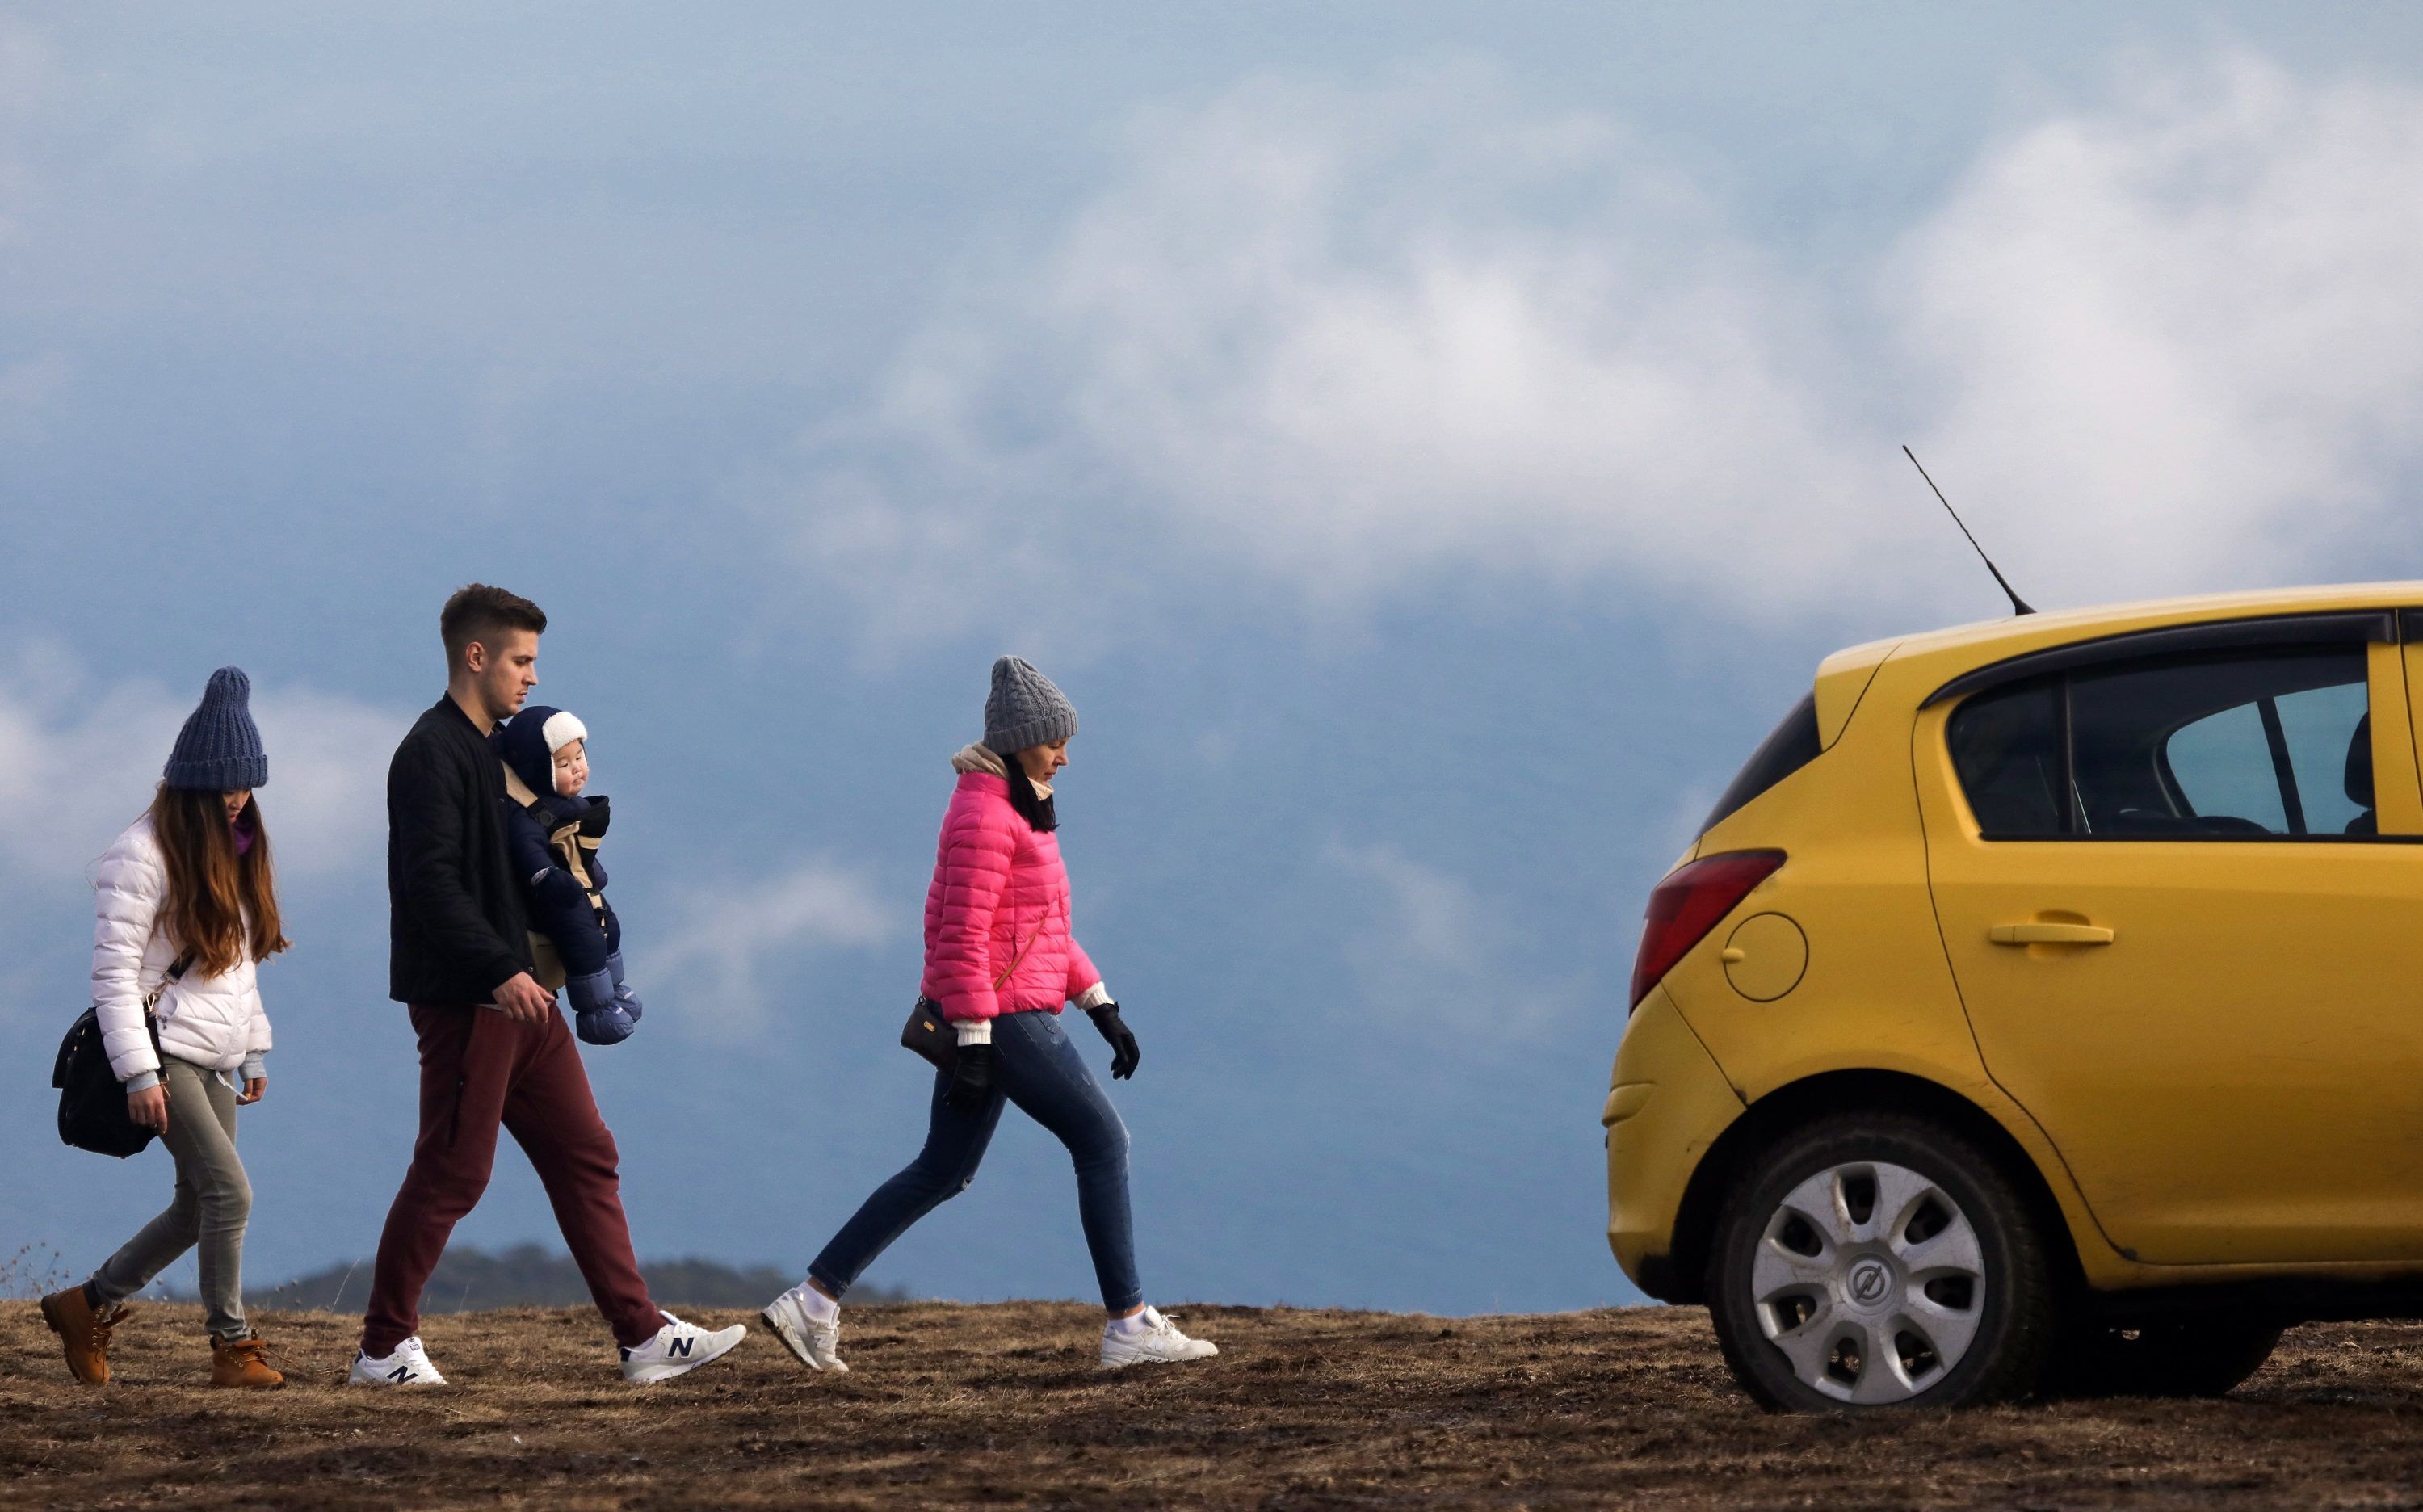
[619,1309,747,1384]
[350,1334,448,1387]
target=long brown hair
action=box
[147,785,290,976]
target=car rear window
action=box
[1700,692,1821,835]
[1946,680,2065,834]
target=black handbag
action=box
[900,931,1031,1071]
[900,996,957,1072]
[54,952,191,1158]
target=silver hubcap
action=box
[1749,1160,1986,1405]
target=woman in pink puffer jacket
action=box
[760,657,1218,1374]
[920,744,1099,1027]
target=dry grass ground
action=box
[6,1300,2423,1509]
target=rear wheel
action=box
[2048,1316,2283,1399]
[1706,1114,2057,1410]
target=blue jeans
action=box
[811,1009,1141,1312]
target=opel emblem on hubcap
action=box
[1848,1258,1892,1304]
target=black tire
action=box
[2047,1316,2284,1399]
[1706,1112,2058,1411]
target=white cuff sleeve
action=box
[955,1019,993,1047]
[1073,981,1114,1010]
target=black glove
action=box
[947,1041,997,1115]
[1087,1003,1140,1081]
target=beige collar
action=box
[951,742,1007,777]
[951,741,1049,797]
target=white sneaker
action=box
[619,1308,746,1384]
[761,1283,849,1374]
[1099,1306,1219,1369]
[350,1334,448,1387]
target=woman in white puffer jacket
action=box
[40,667,292,1390]
[94,813,274,1086]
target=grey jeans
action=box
[87,1057,253,1338]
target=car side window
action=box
[2162,701,2289,832]
[1947,643,2373,838]
[2275,681,2371,835]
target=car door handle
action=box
[1989,922,2115,946]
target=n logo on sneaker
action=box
[388,1364,414,1382]
[667,1336,693,1358]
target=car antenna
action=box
[1902,444,2034,616]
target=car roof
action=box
[1816,581,2423,741]
[1887,581,2423,662]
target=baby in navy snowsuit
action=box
[493,705,644,1044]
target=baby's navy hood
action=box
[494,704,582,802]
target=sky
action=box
[8,2,2423,1318]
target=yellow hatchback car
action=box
[1607,582,2423,1410]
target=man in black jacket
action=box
[353,584,743,1387]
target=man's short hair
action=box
[440,584,548,670]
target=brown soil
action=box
[6,1300,2423,1510]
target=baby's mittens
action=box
[605,951,644,1024]
[568,966,615,1014]
[569,966,636,1046]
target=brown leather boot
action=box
[40,1287,132,1386]
[210,1332,285,1390]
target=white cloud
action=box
[1322,840,1577,1039]
[773,68,1888,643]
[250,688,414,877]
[649,858,893,1041]
[769,54,2423,642]
[1897,52,2423,601]
[0,650,405,888]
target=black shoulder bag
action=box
[900,995,958,1071]
[901,930,1034,1071]
[54,951,192,1158]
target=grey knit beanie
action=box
[163,666,268,792]
[983,655,1078,754]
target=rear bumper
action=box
[1605,987,1745,1297]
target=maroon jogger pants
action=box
[361,1002,661,1354]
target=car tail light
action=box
[1629,850,1787,1009]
